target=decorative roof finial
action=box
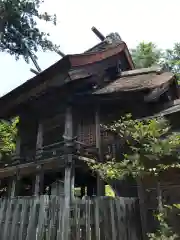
[91,26,105,41]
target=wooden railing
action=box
[0,141,65,168]
[37,140,65,160]
[0,139,120,169]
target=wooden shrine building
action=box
[0,29,180,202]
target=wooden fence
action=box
[0,196,142,240]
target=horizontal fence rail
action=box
[0,196,142,240]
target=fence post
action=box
[137,177,148,240]
[95,198,100,240]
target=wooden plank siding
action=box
[0,196,142,240]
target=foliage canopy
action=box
[0,118,18,159]
[0,0,59,61]
[131,42,162,68]
[90,115,180,180]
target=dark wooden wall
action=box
[18,99,154,161]
[15,97,163,200]
[42,113,65,147]
[19,112,38,161]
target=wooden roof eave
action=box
[92,71,175,95]
[69,41,133,68]
[0,42,132,119]
[123,45,135,69]
[137,99,180,121]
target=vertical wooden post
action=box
[157,181,163,212]
[15,135,21,160]
[64,106,74,200]
[63,106,74,240]
[34,123,44,196]
[95,106,105,196]
[36,123,43,158]
[137,177,148,240]
[34,165,44,196]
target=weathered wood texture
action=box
[95,107,105,196]
[0,196,142,240]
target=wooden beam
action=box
[34,123,44,196]
[120,66,163,78]
[95,107,105,196]
[157,181,163,212]
[63,106,75,199]
[54,48,65,57]
[63,106,74,240]
[91,26,105,41]
[34,165,44,196]
[30,68,39,75]
[0,156,67,179]
[24,42,41,72]
[137,177,148,240]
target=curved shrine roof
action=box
[0,43,177,119]
[0,42,133,118]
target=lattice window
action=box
[77,122,96,145]
[77,121,115,146]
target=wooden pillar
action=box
[95,107,105,196]
[34,123,44,196]
[34,165,44,196]
[157,181,163,212]
[63,106,74,200]
[137,177,148,240]
[62,106,74,240]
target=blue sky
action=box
[1,0,180,96]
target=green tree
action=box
[89,115,180,239]
[0,0,59,61]
[0,118,18,159]
[131,42,162,69]
[163,43,180,82]
[148,208,178,240]
[91,115,180,180]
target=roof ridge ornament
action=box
[106,32,122,44]
[91,26,122,45]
